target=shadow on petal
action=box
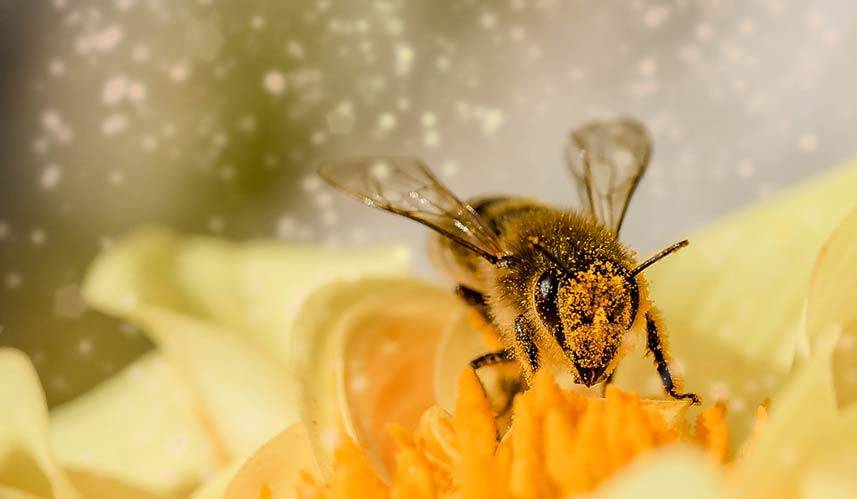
[804,207,857,408]
[290,277,471,477]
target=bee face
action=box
[534,260,634,386]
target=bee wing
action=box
[565,117,652,234]
[318,156,507,262]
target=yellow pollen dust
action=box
[297,369,760,499]
[558,261,631,368]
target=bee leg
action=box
[645,312,700,405]
[455,285,492,323]
[515,314,540,374]
[469,349,519,426]
[496,375,524,416]
[469,348,515,369]
[470,348,524,419]
[600,371,615,397]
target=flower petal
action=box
[804,207,857,407]
[614,163,857,442]
[728,327,857,498]
[289,277,469,476]
[83,226,410,364]
[80,227,410,487]
[588,447,724,499]
[50,352,222,498]
[0,349,83,499]
[222,424,320,499]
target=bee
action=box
[319,117,699,403]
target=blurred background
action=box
[1,0,856,408]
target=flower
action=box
[293,369,744,498]
[0,228,410,498]
[1,162,857,498]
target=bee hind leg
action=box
[469,348,515,369]
[645,311,701,405]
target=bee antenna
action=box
[527,236,574,276]
[630,240,689,277]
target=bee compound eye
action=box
[535,271,561,328]
[537,271,558,303]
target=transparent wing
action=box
[565,117,652,234]
[318,156,507,262]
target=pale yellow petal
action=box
[727,328,847,499]
[83,226,410,363]
[223,424,320,499]
[433,312,491,413]
[584,447,724,499]
[804,207,857,406]
[51,353,222,498]
[188,460,244,499]
[61,470,167,499]
[615,163,857,443]
[110,306,295,460]
[81,227,411,466]
[800,445,857,499]
[169,235,410,360]
[0,349,82,499]
[290,277,468,476]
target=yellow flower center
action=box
[297,370,764,498]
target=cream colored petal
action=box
[50,352,222,498]
[586,446,724,499]
[725,205,857,499]
[727,328,857,499]
[289,277,469,476]
[433,312,490,413]
[0,349,82,499]
[804,207,857,407]
[614,163,857,443]
[800,444,857,499]
[80,227,411,475]
[105,305,295,460]
[223,424,320,499]
[187,460,244,499]
[83,227,409,362]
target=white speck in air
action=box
[31,229,46,246]
[6,273,22,289]
[798,133,818,153]
[263,70,286,95]
[394,44,415,76]
[41,164,62,190]
[378,112,397,131]
[326,102,355,134]
[102,113,129,135]
[643,6,670,28]
[169,63,190,82]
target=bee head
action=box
[534,260,635,387]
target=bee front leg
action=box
[515,314,540,375]
[645,311,700,404]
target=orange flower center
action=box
[297,369,764,499]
